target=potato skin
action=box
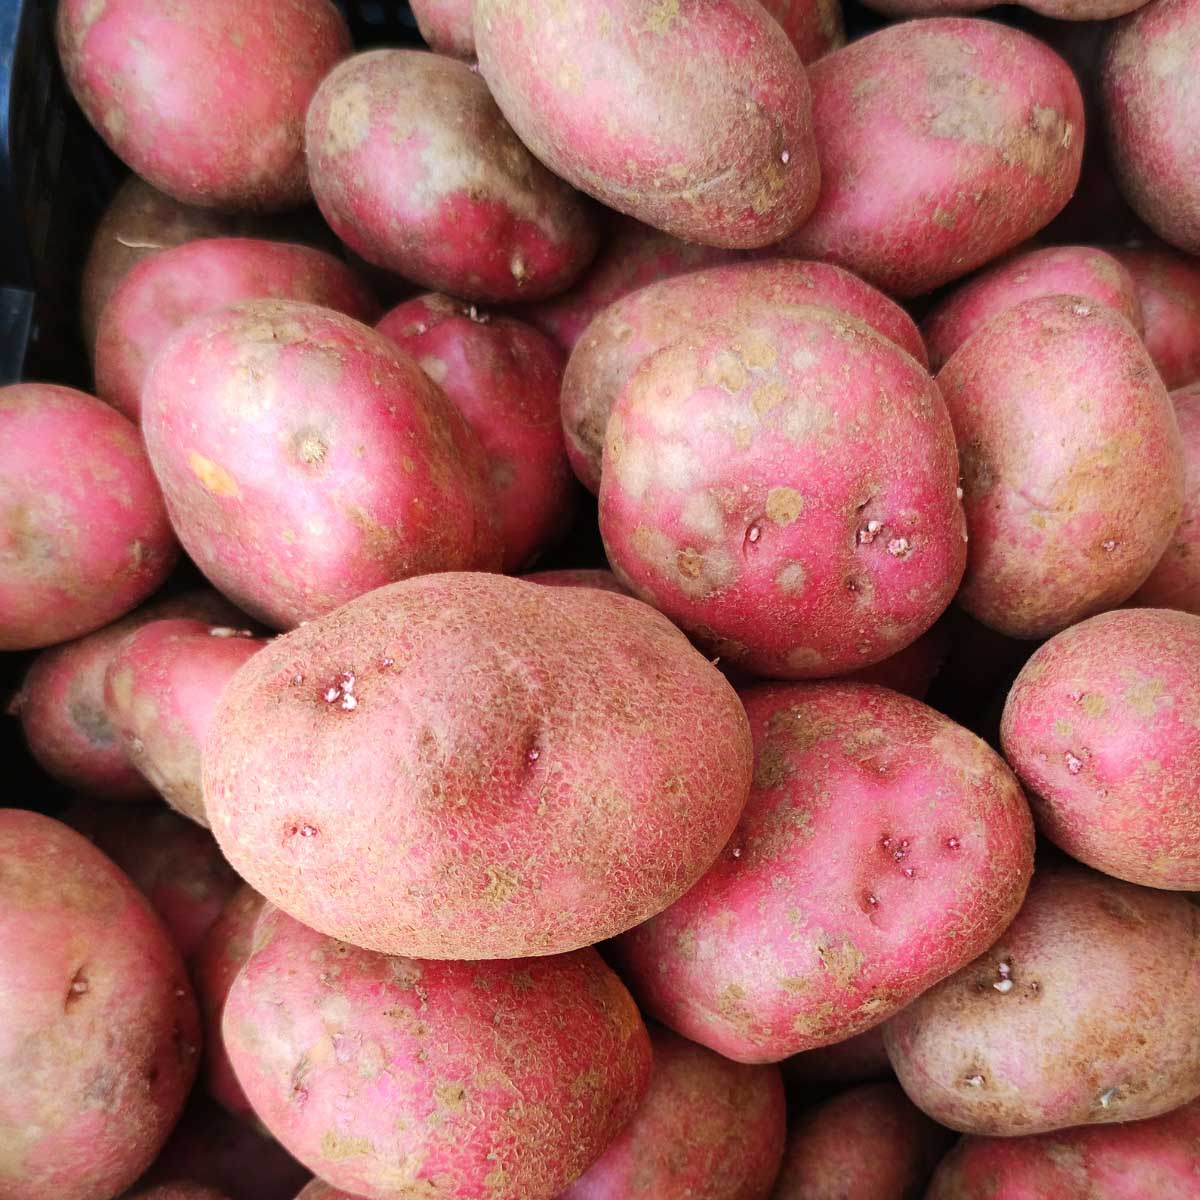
[844,625,949,701]
[1111,246,1200,389]
[377,295,575,571]
[57,0,350,212]
[925,1098,1200,1200]
[862,0,1147,18]
[599,306,966,679]
[1001,608,1200,889]
[0,810,200,1200]
[475,0,820,249]
[409,0,475,56]
[561,1025,786,1200]
[96,239,376,423]
[939,295,1183,639]
[1104,0,1200,255]
[105,619,268,825]
[223,907,652,1200]
[141,300,500,630]
[563,258,929,495]
[204,572,753,959]
[923,246,1144,371]
[761,0,845,62]
[524,568,632,595]
[778,19,1084,298]
[884,865,1200,1135]
[306,50,597,304]
[612,683,1034,1063]
[0,384,178,651]
[782,1025,892,1094]
[772,1082,952,1200]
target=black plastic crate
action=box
[0,0,421,386]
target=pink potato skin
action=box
[475,0,820,250]
[223,907,652,1200]
[925,1098,1200,1200]
[63,802,241,961]
[611,683,1035,1064]
[409,0,475,56]
[860,0,1148,17]
[843,625,949,701]
[560,1025,786,1200]
[377,295,575,571]
[14,589,246,798]
[1111,246,1200,389]
[141,300,500,630]
[193,886,266,1120]
[939,295,1183,639]
[884,865,1200,1135]
[599,306,965,679]
[306,50,597,304]
[203,572,753,959]
[1001,608,1200,890]
[923,246,1144,371]
[782,1025,892,1094]
[105,619,268,826]
[1135,383,1200,610]
[777,20,1084,298]
[562,258,928,496]
[95,239,376,423]
[524,568,632,595]
[56,0,350,212]
[0,810,200,1200]
[761,0,845,62]
[1104,0,1200,255]
[771,1082,952,1200]
[0,384,178,651]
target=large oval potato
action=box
[475,0,820,249]
[0,810,200,1200]
[306,50,597,303]
[204,572,753,959]
[612,683,1034,1063]
[224,907,652,1200]
[599,304,966,679]
[57,0,350,211]
[939,295,1183,638]
[884,865,1200,1135]
[0,384,178,651]
[778,19,1084,297]
[141,300,500,630]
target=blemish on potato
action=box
[765,487,804,526]
[187,451,240,498]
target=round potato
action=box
[0,383,177,651]
[204,572,752,959]
[224,907,652,1200]
[612,683,1034,1063]
[1112,245,1200,390]
[762,0,845,62]
[141,300,500,630]
[884,865,1200,1135]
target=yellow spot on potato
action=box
[766,487,805,526]
[187,451,240,498]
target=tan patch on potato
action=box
[326,80,372,154]
[680,491,724,540]
[815,934,864,987]
[645,0,680,33]
[187,451,240,498]
[707,350,748,393]
[321,1130,373,1160]
[765,487,804,526]
[776,562,807,594]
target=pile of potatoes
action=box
[4,0,1200,1196]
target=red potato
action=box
[306,50,597,304]
[860,0,1148,17]
[1001,608,1200,890]
[475,0,820,250]
[126,1187,230,1200]
[599,305,965,679]
[923,246,1144,371]
[1135,383,1200,610]
[782,1026,892,1095]
[1111,245,1200,389]
[0,384,177,651]
[612,683,1034,1063]
[843,625,949,701]
[141,300,500,630]
[63,803,240,961]
[14,590,245,799]
[925,1098,1200,1200]
[0,810,200,1200]
[777,20,1084,298]
[884,865,1200,1135]
[939,295,1183,639]
[376,295,575,571]
[561,1026,786,1200]
[193,886,266,1120]
[1104,0,1200,256]
[95,239,376,423]
[762,0,845,63]
[57,0,350,211]
[223,907,652,1200]
[563,258,928,496]
[203,572,752,959]
[105,619,268,826]
[771,1082,952,1200]
[409,0,475,57]
[524,568,631,595]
